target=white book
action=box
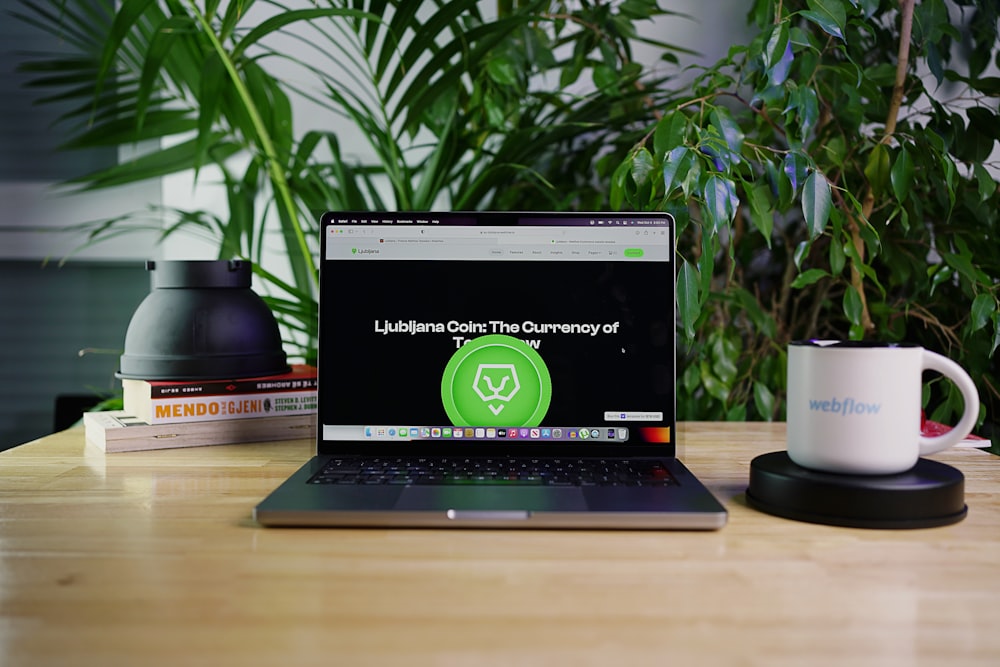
[84,410,315,453]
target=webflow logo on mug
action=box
[808,396,882,417]
[788,340,980,474]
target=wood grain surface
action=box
[1,423,997,666]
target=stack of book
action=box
[84,364,317,452]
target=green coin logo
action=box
[441,334,552,427]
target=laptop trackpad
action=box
[398,486,588,512]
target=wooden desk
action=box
[1,423,997,666]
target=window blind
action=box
[0,0,116,181]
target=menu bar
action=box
[325,224,671,262]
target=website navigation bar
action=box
[325,219,671,262]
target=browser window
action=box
[318,212,675,450]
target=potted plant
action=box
[15,0,999,449]
[612,0,999,449]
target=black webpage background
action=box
[319,258,675,442]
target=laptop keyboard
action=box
[307,457,677,487]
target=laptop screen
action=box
[317,211,676,456]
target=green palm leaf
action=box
[16,0,689,363]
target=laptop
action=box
[254,211,727,529]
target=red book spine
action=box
[145,365,317,398]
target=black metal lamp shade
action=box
[118,260,290,380]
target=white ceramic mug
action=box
[786,341,980,475]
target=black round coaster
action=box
[746,451,966,529]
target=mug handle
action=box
[919,351,981,456]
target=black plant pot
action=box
[118,260,290,380]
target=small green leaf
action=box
[966,107,999,141]
[592,64,618,91]
[940,153,958,211]
[843,285,863,326]
[631,148,655,187]
[681,159,703,201]
[789,86,819,141]
[750,85,786,115]
[682,362,701,394]
[610,159,631,211]
[864,63,898,87]
[484,96,505,127]
[699,361,730,402]
[710,334,739,385]
[619,0,655,19]
[890,147,915,202]
[940,245,982,285]
[764,23,788,70]
[662,146,693,196]
[973,163,996,201]
[487,56,519,86]
[790,268,829,289]
[800,0,847,40]
[765,159,792,209]
[829,238,846,275]
[857,0,880,18]
[928,264,954,296]
[699,234,715,298]
[747,181,774,245]
[753,381,776,421]
[824,136,848,168]
[677,260,700,340]
[991,313,1000,356]
[864,144,891,197]
[802,171,832,237]
[926,41,945,86]
[970,294,996,333]
[765,27,793,86]
[702,175,738,232]
[710,107,744,157]
[793,240,811,270]
[654,113,687,158]
[559,55,584,88]
[726,404,748,421]
[783,152,808,193]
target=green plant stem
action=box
[884,0,916,140]
[846,0,916,335]
[187,0,317,288]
